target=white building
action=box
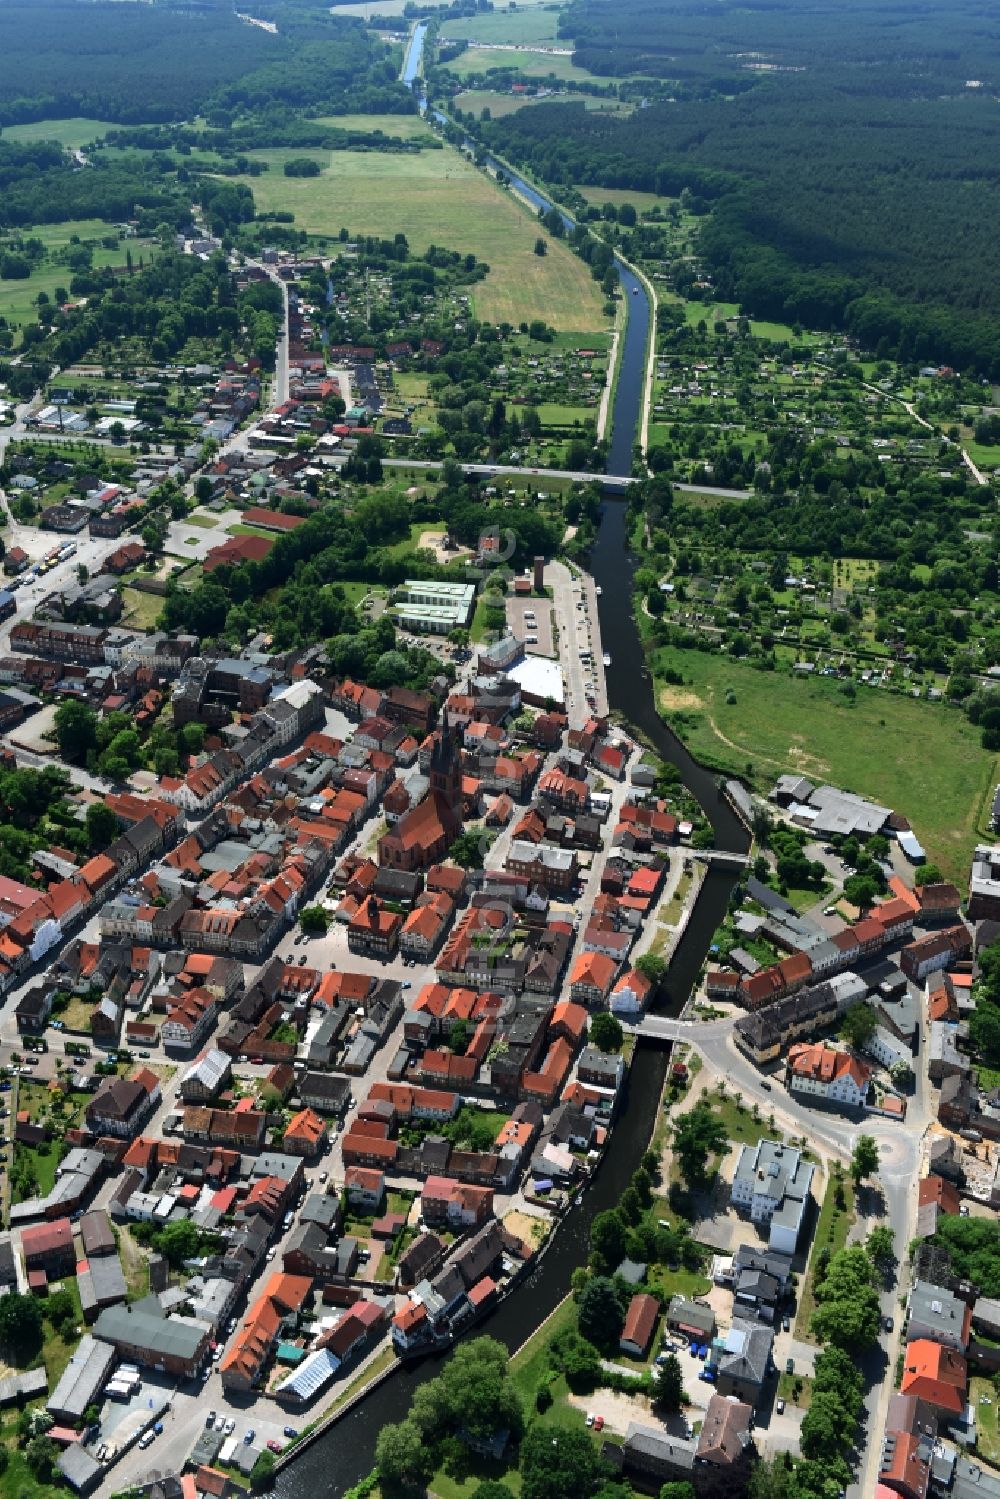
[730,1139,815,1255]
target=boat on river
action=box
[602,652,612,667]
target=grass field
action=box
[580,187,674,213]
[121,587,165,631]
[972,1375,1000,1465]
[234,143,607,331]
[653,645,997,883]
[440,7,563,44]
[2,117,118,146]
[311,112,437,142]
[452,45,603,84]
[0,218,158,329]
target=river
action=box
[275,138,750,1499]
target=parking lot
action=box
[506,595,554,656]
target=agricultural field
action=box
[310,112,436,142]
[450,44,604,85]
[1,116,120,147]
[440,5,564,45]
[234,142,607,331]
[651,642,996,882]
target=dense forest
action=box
[0,140,190,229]
[476,0,1000,374]
[0,0,411,124]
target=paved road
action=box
[675,1019,925,1495]
[380,458,750,500]
[548,558,607,720]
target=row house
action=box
[900,924,972,982]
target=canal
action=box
[275,131,750,1499]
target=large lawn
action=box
[652,645,998,883]
[233,144,606,332]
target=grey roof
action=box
[909,1279,970,1341]
[623,1422,696,1473]
[93,1303,208,1362]
[668,1295,714,1333]
[733,1244,794,1286]
[57,1443,103,1492]
[48,1334,115,1420]
[615,1258,647,1286]
[0,1366,47,1406]
[719,1320,772,1386]
[300,1193,341,1230]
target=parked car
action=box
[206,1413,217,1429]
[884,1315,894,1333]
[593,1416,604,1432]
[785,1358,794,1375]
[776,1398,785,1415]
[224,1419,235,1437]
[268,1440,282,1454]
[283,1427,299,1439]
[244,1429,256,1445]
[781,1316,790,1333]
[586,1414,595,1428]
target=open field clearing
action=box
[653,644,997,883]
[234,145,607,331]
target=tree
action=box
[589,1012,624,1054]
[26,1434,59,1480]
[635,953,667,987]
[448,1018,471,1055]
[299,905,329,935]
[840,1003,878,1051]
[0,1292,42,1363]
[376,1418,436,1496]
[85,800,119,851]
[800,1390,852,1460]
[851,1134,880,1185]
[672,1101,727,1187]
[54,699,98,765]
[916,863,943,885]
[867,1224,896,1271]
[449,828,488,869]
[577,1276,626,1352]
[473,1485,516,1499]
[251,1449,276,1492]
[810,1245,881,1350]
[658,1487,695,1499]
[45,1288,76,1333]
[534,237,547,257]
[520,1423,608,1499]
[590,1208,628,1272]
[652,1353,684,1412]
[155,1219,201,1267]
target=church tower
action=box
[429,726,461,810]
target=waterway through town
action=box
[275,111,750,1499]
